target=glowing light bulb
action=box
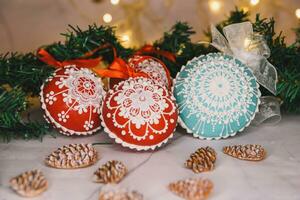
[103,13,112,23]
[110,0,120,5]
[209,0,221,12]
[296,8,300,19]
[250,0,259,6]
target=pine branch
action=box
[252,15,300,112]
[0,53,53,96]
[154,22,195,54]
[0,121,53,142]
[219,7,250,27]
[153,22,214,77]
[0,88,52,142]
[44,24,133,63]
[152,22,194,77]
[294,23,300,43]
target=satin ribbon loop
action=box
[37,48,103,69]
[136,44,176,63]
[37,43,120,69]
[37,49,63,68]
[92,56,148,79]
[37,44,146,79]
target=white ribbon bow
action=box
[210,21,281,125]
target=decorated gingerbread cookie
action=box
[128,55,172,89]
[40,65,106,136]
[101,77,178,150]
[173,53,260,139]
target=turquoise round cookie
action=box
[173,53,261,139]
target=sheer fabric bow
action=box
[210,22,281,124]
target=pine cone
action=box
[223,144,266,161]
[45,143,98,169]
[99,188,143,200]
[93,160,127,184]
[168,178,213,200]
[185,147,216,173]
[10,169,48,197]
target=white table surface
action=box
[1,113,300,200]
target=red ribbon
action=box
[94,44,176,79]
[37,44,147,79]
[135,44,176,63]
[93,57,148,79]
[37,49,102,68]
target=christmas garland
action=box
[1,8,299,142]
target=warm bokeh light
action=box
[241,6,249,12]
[1,0,300,51]
[296,8,300,19]
[209,0,221,12]
[110,0,120,5]
[121,34,130,42]
[250,0,260,6]
[103,13,112,23]
[120,33,131,47]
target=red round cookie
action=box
[109,55,172,90]
[40,65,106,136]
[128,55,172,89]
[101,77,178,150]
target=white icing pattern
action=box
[174,53,260,139]
[129,56,170,88]
[106,78,176,141]
[41,66,105,134]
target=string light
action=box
[110,0,120,5]
[103,13,112,23]
[250,0,260,6]
[296,9,300,19]
[209,0,221,12]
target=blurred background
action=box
[0,0,299,53]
